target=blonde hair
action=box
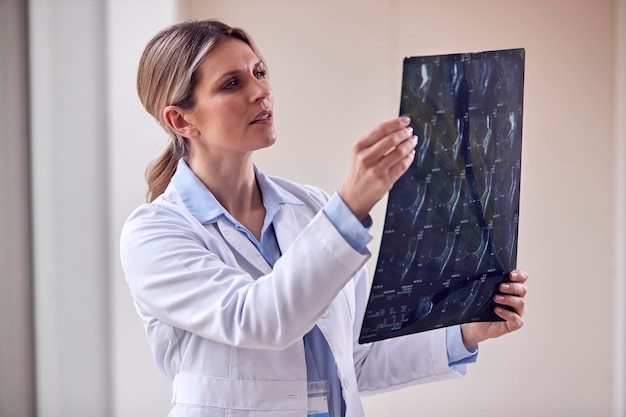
[137,19,265,201]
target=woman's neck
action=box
[188,152,265,239]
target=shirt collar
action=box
[170,158,303,225]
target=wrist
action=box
[337,188,369,222]
[460,323,479,348]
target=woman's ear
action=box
[163,106,199,139]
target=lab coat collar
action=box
[170,159,304,226]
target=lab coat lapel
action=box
[216,217,272,275]
[272,204,302,255]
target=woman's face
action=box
[184,38,275,159]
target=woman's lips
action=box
[250,110,272,124]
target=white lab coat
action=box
[120,171,464,417]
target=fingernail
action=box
[412,135,418,145]
[501,283,510,290]
[511,271,519,279]
[401,115,411,124]
[406,126,414,135]
[495,295,505,302]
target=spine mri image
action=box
[360,48,525,344]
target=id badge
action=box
[307,380,330,417]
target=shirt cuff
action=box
[446,325,478,371]
[322,192,373,254]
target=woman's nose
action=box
[251,78,272,103]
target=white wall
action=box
[107,1,178,416]
[29,0,110,415]
[0,1,35,415]
[614,0,626,414]
[29,1,178,416]
[27,0,625,416]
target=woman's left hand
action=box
[460,269,528,348]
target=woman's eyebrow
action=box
[214,60,264,83]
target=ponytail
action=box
[146,139,183,202]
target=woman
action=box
[120,19,528,417]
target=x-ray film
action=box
[359,48,525,344]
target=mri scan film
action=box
[359,49,525,344]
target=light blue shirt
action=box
[173,159,477,417]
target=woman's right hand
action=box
[338,116,417,222]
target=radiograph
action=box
[359,49,524,344]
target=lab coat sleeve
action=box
[120,201,369,350]
[351,267,465,394]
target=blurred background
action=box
[1,0,625,416]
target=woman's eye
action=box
[255,70,267,79]
[224,79,239,89]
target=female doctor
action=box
[120,19,528,417]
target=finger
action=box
[494,293,525,315]
[358,126,415,166]
[494,306,524,331]
[499,281,527,297]
[385,145,416,182]
[358,117,411,149]
[509,269,528,283]
[376,134,418,171]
